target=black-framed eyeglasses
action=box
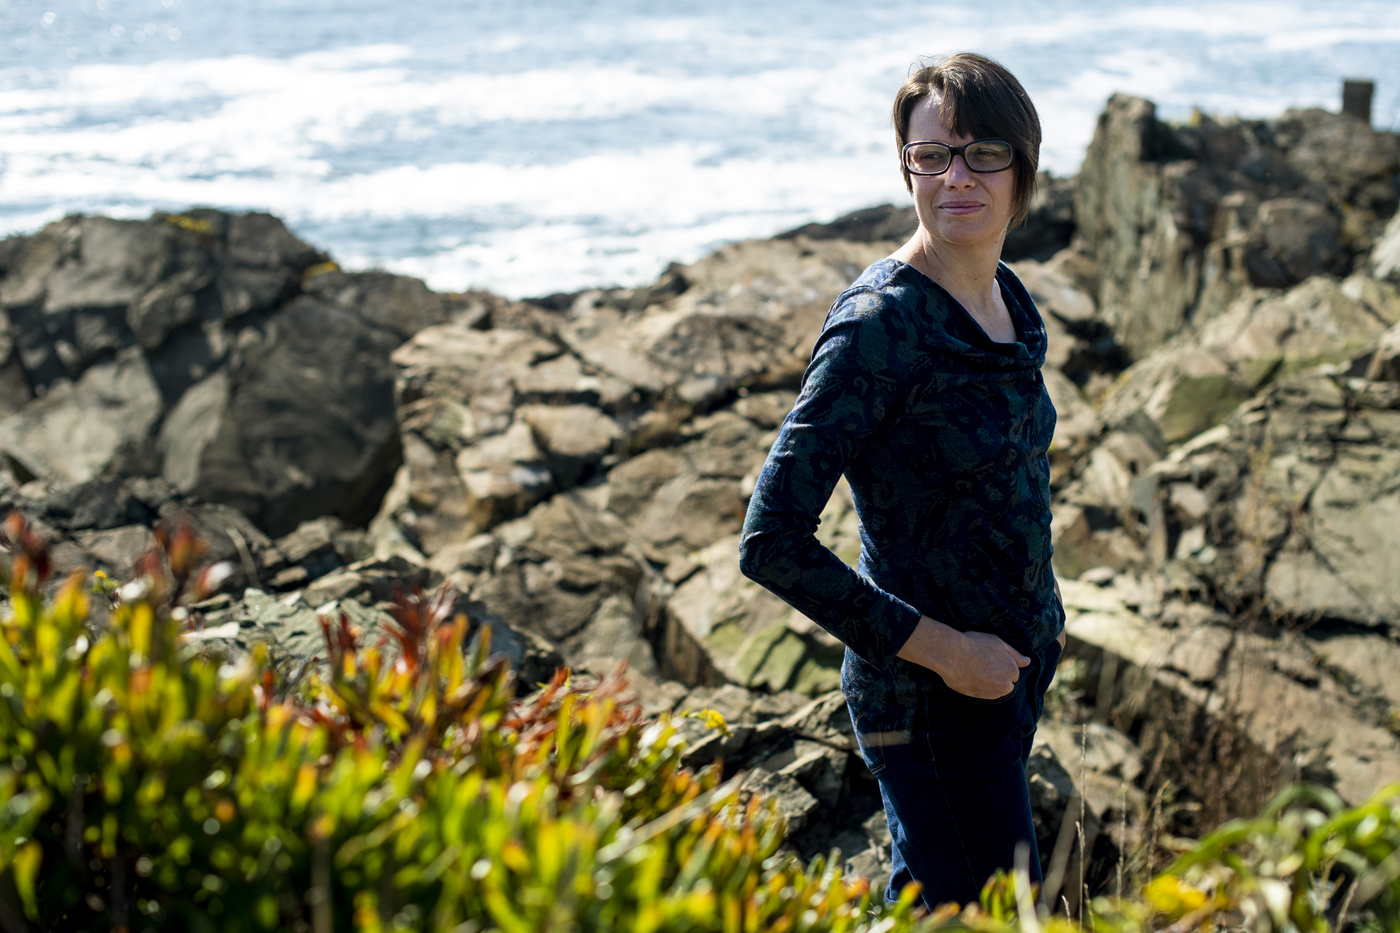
[902,138,1014,176]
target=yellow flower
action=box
[688,708,731,738]
[1146,875,1209,919]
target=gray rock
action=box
[844,810,891,894]
[741,767,820,835]
[1074,95,1400,360]
[0,318,32,419]
[259,516,362,588]
[559,236,889,406]
[0,209,454,547]
[660,535,842,694]
[457,421,554,532]
[559,592,658,679]
[677,684,760,725]
[1026,743,1076,853]
[1050,503,1146,580]
[160,295,401,536]
[1318,634,1400,708]
[730,389,797,430]
[71,524,155,577]
[1372,211,1400,283]
[1242,198,1343,288]
[1366,322,1400,382]
[600,448,686,521]
[518,403,622,487]
[781,691,856,751]
[780,172,1075,264]
[0,213,322,393]
[301,268,457,341]
[0,346,161,484]
[1098,276,1394,446]
[1059,576,1400,807]
[1074,95,1204,358]
[427,533,498,575]
[1165,624,1232,684]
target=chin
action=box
[929,225,1004,250]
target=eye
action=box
[967,141,1011,169]
[907,144,949,170]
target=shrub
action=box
[0,509,1394,933]
[0,514,937,932]
[1098,781,1400,933]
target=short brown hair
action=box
[892,53,1041,226]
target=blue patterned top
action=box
[738,258,1064,740]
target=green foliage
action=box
[1138,782,1400,932]
[0,508,1394,933]
[0,513,937,932]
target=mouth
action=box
[939,200,984,215]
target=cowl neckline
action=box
[867,257,1048,372]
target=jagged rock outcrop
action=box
[1075,94,1400,359]
[1057,573,1400,811]
[0,211,481,535]
[1092,274,1400,447]
[1057,359,1400,638]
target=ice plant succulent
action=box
[0,509,1392,932]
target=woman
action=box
[738,52,1065,909]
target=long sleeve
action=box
[737,289,923,669]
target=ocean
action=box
[2,0,1398,298]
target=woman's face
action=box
[905,95,1017,252]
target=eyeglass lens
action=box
[904,139,1012,175]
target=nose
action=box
[943,153,977,186]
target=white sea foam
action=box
[1,0,1397,297]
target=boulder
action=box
[660,536,843,695]
[1042,368,1099,458]
[158,295,402,536]
[1074,94,1205,358]
[1003,173,1078,262]
[0,210,465,542]
[375,324,610,551]
[0,346,161,484]
[1317,635,1400,709]
[1074,95,1400,360]
[1242,198,1343,288]
[0,327,31,419]
[565,236,890,404]
[301,269,462,340]
[0,213,322,391]
[1061,352,1400,639]
[1059,576,1400,809]
[1098,276,1396,446]
[518,403,623,487]
[465,492,643,647]
[457,421,554,533]
[259,516,370,590]
[778,204,917,244]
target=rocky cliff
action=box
[1,94,1399,897]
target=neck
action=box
[893,229,1006,318]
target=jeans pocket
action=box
[931,671,1020,705]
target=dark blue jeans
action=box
[857,638,1062,910]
